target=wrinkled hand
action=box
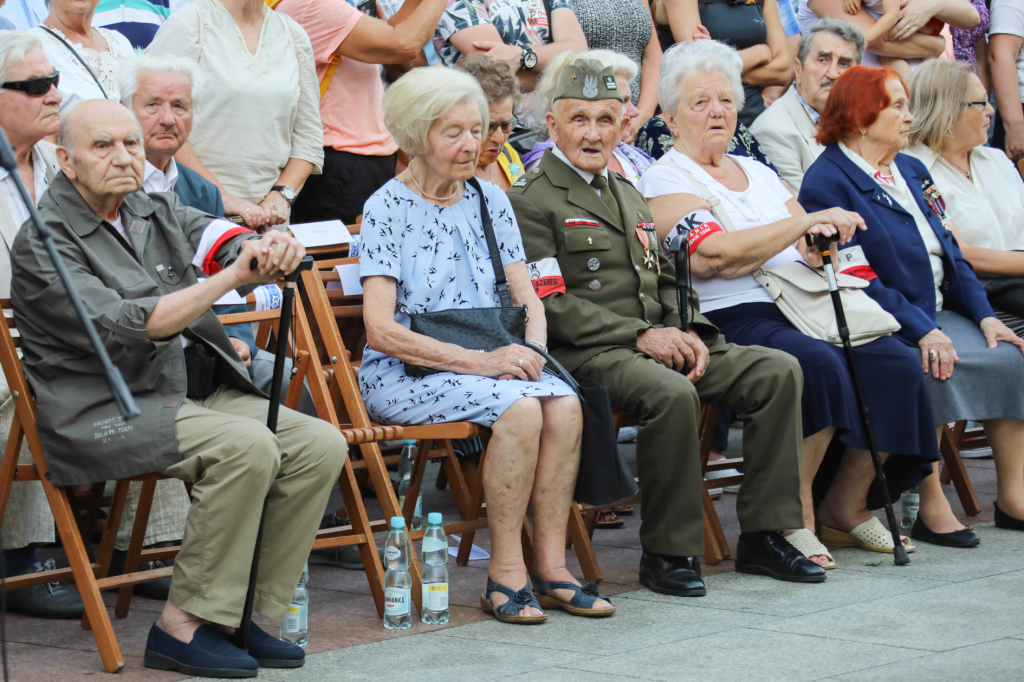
[1004,125,1024,163]
[886,0,938,41]
[693,24,712,40]
[478,344,545,381]
[229,336,252,368]
[637,327,709,380]
[223,193,268,229]
[471,41,524,73]
[918,328,958,380]
[259,191,290,227]
[842,0,860,15]
[231,232,306,285]
[981,317,1024,356]
[807,207,866,246]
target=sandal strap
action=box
[783,528,833,561]
[486,578,543,617]
[532,578,609,609]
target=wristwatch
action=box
[520,47,538,71]
[271,185,297,204]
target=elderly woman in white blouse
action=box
[907,59,1024,336]
[29,0,134,111]
[147,0,324,230]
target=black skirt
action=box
[706,303,940,508]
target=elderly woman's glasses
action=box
[2,72,60,97]
[964,100,989,111]
[488,117,519,135]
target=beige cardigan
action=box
[0,140,60,298]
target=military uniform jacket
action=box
[11,173,262,486]
[508,150,719,373]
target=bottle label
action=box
[901,493,920,517]
[298,603,308,631]
[385,587,410,616]
[283,605,300,633]
[385,546,402,562]
[423,583,448,611]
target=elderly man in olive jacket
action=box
[508,59,824,597]
[11,100,345,677]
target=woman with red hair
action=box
[800,65,1024,548]
[640,41,938,569]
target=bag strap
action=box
[265,0,338,100]
[529,345,584,401]
[653,156,737,233]
[465,177,514,308]
[542,0,554,43]
[39,26,108,99]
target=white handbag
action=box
[656,158,900,347]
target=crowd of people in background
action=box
[3,0,1024,676]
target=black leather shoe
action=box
[108,546,173,600]
[144,624,257,678]
[638,552,706,597]
[910,517,980,547]
[735,531,827,583]
[5,559,85,619]
[245,621,305,668]
[995,501,1024,531]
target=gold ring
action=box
[929,350,937,361]
[518,359,525,368]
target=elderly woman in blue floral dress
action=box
[359,67,614,623]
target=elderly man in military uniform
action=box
[11,100,345,677]
[508,59,825,595]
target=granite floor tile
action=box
[829,637,1024,681]
[569,627,922,682]
[1,640,186,681]
[500,667,661,682]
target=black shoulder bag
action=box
[404,178,637,507]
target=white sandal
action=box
[820,517,917,554]
[783,528,836,569]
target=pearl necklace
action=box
[410,167,461,202]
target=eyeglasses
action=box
[964,100,989,111]
[2,71,60,97]
[488,116,519,135]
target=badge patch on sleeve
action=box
[836,245,878,281]
[661,210,723,256]
[527,258,566,297]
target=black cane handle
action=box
[804,232,836,254]
[247,253,315,277]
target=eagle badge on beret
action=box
[583,74,599,99]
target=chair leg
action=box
[338,455,387,617]
[0,414,24,528]
[83,479,131,631]
[702,486,730,565]
[567,503,602,583]
[939,424,981,516]
[456,453,487,567]
[115,478,157,618]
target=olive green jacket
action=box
[508,150,719,373]
[11,173,261,486]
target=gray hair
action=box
[908,59,977,153]
[119,53,205,108]
[529,50,637,133]
[658,40,745,116]
[797,18,866,65]
[0,31,45,85]
[382,66,489,158]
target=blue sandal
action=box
[531,578,616,618]
[480,578,547,624]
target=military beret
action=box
[552,59,624,104]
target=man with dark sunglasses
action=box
[0,30,84,621]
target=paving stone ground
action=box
[6,439,1019,681]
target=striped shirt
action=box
[92,0,171,49]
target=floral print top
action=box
[634,116,780,176]
[952,0,988,64]
[433,0,574,66]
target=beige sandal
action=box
[820,517,917,553]
[783,528,836,569]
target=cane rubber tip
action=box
[893,545,911,565]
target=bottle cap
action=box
[428,512,442,525]
[403,439,417,446]
[390,516,406,529]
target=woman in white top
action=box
[147,0,324,229]
[29,0,134,112]
[639,40,940,568]
[907,59,1024,335]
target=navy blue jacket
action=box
[173,163,225,218]
[798,144,994,346]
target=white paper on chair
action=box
[289,220,352,248]
[448,535,490,560]
[324,263,363,296]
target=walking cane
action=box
[235,254,315,650]
[805,233,910,566]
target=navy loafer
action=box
[144,624,258,678]
[246,621,305,668]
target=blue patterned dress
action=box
[358,178,574,427]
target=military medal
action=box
[635,224,654,270]
[637,212,661,275]
[922,179,953,236]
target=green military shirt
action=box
[508,149,719,373]
[11,173,262,486]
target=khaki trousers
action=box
[164,386,346,626]
[573,341,805,557]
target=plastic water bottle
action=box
[900,488,920,531]
[280,562,309,645]
[421,512,450,625]
[383,516,412,630]
[397,439,423,531]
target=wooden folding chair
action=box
[938,420,982,516]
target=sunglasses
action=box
[2,71,60,97]
[487,116,519,135]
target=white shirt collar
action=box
[551,145,609,190]
[143,158,178,194]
